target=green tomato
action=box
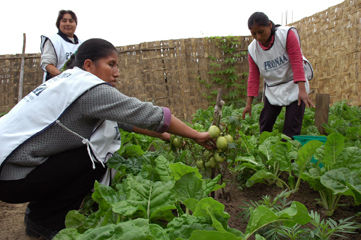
[205,157,216,168]
[172,137,182,148]
[208,125,221,138]
[216,136,228,150]
[214,152,225,163]
[224,134,233,143]
[196,160,204,169]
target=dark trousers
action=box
[0,147,106,232]
[259,97,305,138]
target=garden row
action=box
[54,101,361,240]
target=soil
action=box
[1,179,360,240]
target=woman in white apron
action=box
[40,10,81,81]
[242,12,314,138]
[0,38,213,239]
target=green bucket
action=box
[293,135,327,167]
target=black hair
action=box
[56,10,78,29]
[248,12,280,35]
[65,38,117,69]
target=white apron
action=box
[40,34,82,81]
[0,67,121,185]
[248,26,313,106]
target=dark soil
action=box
[215,175,361,240]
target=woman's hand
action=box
[298,82,314,107]
[160,132,171,141]
[242,96,254,119]
[193,132,215,150]
[242,105,252,119]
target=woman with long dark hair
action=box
[0,38,213,239]
[242,12,314,138]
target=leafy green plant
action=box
[308,210,359,240]
[234,131,300,189]
[300,133,361,216]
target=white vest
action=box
[41,34,82,81]
[0,68,121,184]
[248,26,312,106]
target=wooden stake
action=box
[315,94,330,134]
[18,33,26,102]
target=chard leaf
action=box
[92,181,126,209]
[300,169,324,192]
[166,214,214,240]
[245,202,310,237]
[258,137,277,161]
[183,198,198,213]
[154,155,172,182]
[321,168,361,204]
[173,172,203,201]
[255,234,266,240]
[65,210,86,229]
[322,133,344,167]
[235,155,261,167]
[296,140,323,170]
[320,168,351,195]
[277,201,310,225]
[245,170,277,188]
[193,197,230,232]
[335,147,361,169]
[112,176,176,222]
[203,174,225,196]
[245,205,278,236]
[64,218,170,240]
[188,230,240,240]
[169,162,202,181]
[270,141,291,171]
[53,228,80,240]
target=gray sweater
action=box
[0,84,169,180]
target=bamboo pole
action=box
[18,33,26,102]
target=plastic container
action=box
[293,135,327,166]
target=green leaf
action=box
[64,210,86,229]
[72,219,169,240]
[203,174,225,196]
[193,197,230,232]
[277,201,311,225]
[300,169,324,192]
[174,172,204,201]
[322,132,344,167]
[188,230,240,240]
[296,140,323,169]
[169,162,202,181]
[154,155,172,182]
[166,215,214,240]
[335,147,361,169]
[53,228,81,240]
[255,234,266,240]
[245,170,277,188]
[92,181,126,209]
[112,176,176,222]
[320,168,350,195]
[321,168,361,204]
[183,198,199,213]
[245,202,310,238]
[245,205,278,236]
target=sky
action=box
[1,0,343,55]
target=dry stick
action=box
[18,33,26,102]
[212,88,224,126]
